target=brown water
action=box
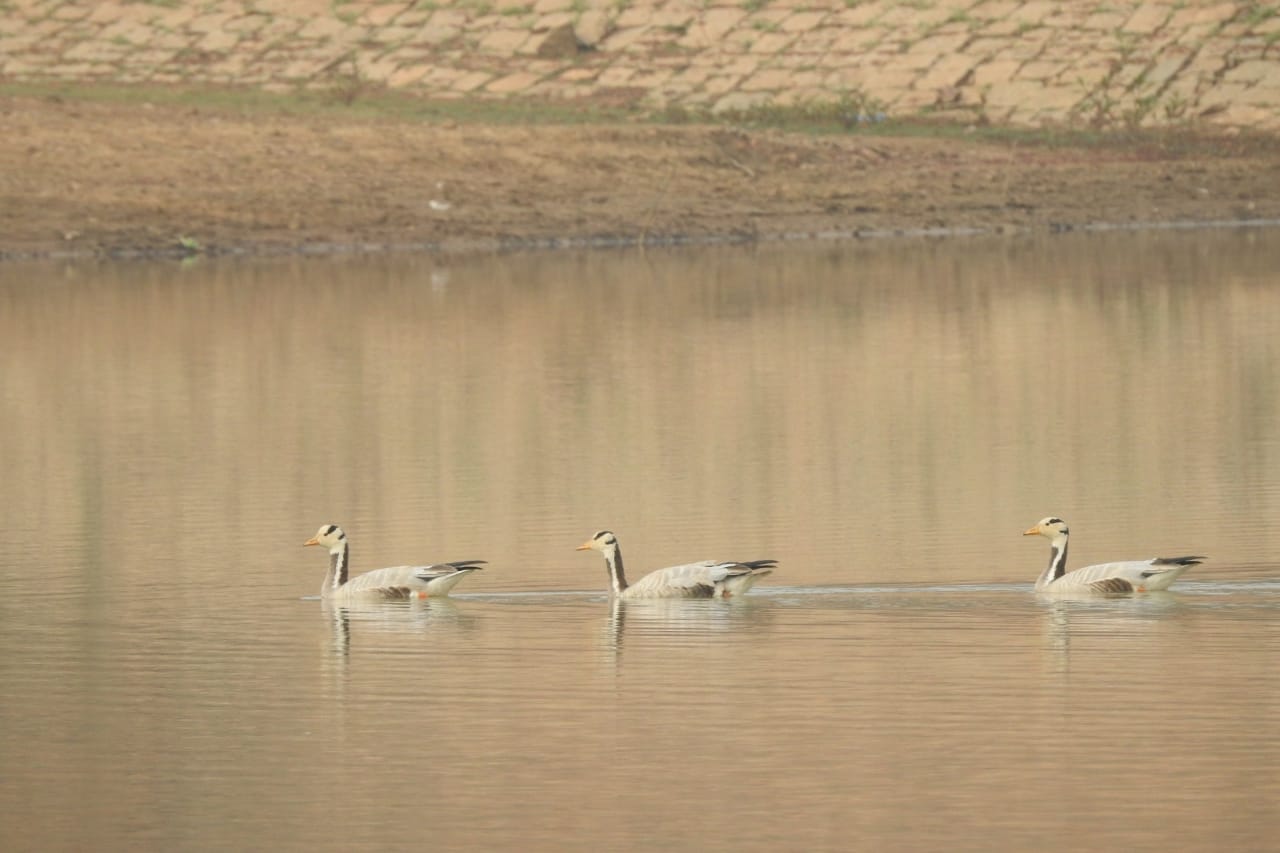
[2,230,1279,851]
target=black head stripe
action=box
[324,524,338,536]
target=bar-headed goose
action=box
[576,530,775,599]
[1023,517,1203,593]
[303,524,485,600]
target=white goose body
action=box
[577,530,775,600]
[304,524,484,600]
[1023,517,1203,594]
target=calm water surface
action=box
[2,230,1279,851]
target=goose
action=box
[1022,517,1203,593]
[303,524,485,600]
[576,530,776,599]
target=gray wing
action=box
[627,559,776,598]
[342,561,486,595]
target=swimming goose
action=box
[1023,517,1203,593]
[303,524,485,600]
[576,530,776,599]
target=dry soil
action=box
[4,92,1279,259]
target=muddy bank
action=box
[3,92,1280,260]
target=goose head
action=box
[304,524,347,551]
[1023,517,1069,540]
[576,530,619,554]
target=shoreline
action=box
[8,217,1280,265]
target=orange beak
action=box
[1022,525,1040,536]
[575,541,593,551]
[303,536,320,547]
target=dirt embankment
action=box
[3,93,1279,259]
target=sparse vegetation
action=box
[1243,2,1278,27]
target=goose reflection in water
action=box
[321,596,481,659]
[601,594,776,664]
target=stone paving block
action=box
[915,54,978,90]
[962,36,1009,60]
[452,70,495,91]
[982,18,1025,37]
[1016,59,1070,81]
[711,90,771,113]
[894,49,940,72]
[96,20,152,46]
[649,8,697,30]
[780,11,830,33]
[408,24,463,46]
[698,7,747,41]
[481,69,537,92]
[1081,10,1127,31]
[199,29,241,53]
[747,32,796,55]
[50,4,91,22]
[828,28,888,53]
[702,73,743,96]
[860,64,921,92]
[477,27,534,53]
[830,3,886,27]
[600,25,652,51]
[1033,83,1084,113]
[1145,55,1188,87]
[970,1,1023,21]
[1167,3,1237,29]
[1061,61,1110,89]
[0,33,40,53]
[1009,1,1061,24]
[185,14,229,35]
[86,4,125,24]
[62,40,128,62]
[354,55,402,82]
[364,3,411,27]
[972,58,1021,87]
[531,12,573,32]
[151,30,195,50]
[1124,4,1172,34]
[224,15,270,35]
[894,88,939,110]
[558,67,599,82]
[878,4,950,28]
[982,77,1044,110]
[1223,59,1277,85]
[786,27,842,53]
[596,65,636,86]
[740,67,798,92]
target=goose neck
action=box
[603,545,629,596]
[1036,534,1069,591]
[325,543,350,596]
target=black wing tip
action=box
[449,560,487,570]
[744,559,778,570]
[1153,555,1206,566]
